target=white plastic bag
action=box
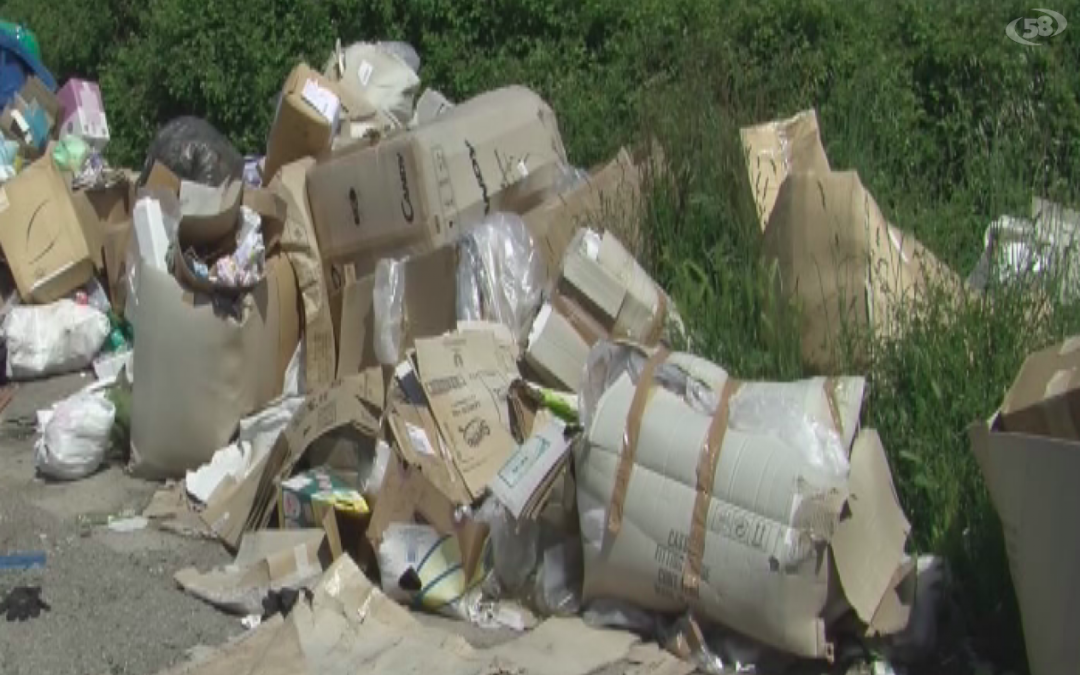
[3,300,110,379]
[373,258,405,365]
[34,390,116,480]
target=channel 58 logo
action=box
[1006,9,1067,45]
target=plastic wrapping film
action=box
[574,341,863,658]
[372,258,405,365]
[456,213,547,346]
[323,41,421,128]
[475,497,540,596]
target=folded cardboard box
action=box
[0,77,61,156]
[764,170,960,371]
[278,467,369,529]
[0,155,97,302]
[740,109,830,232]
[73,179,134,310]
[971,334,1080,675]
[306,85,567,282]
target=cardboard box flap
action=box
[867,557,917,637]
[178,178,244,247]
[1000,335,1080,440]
[336,274,377,377]
[832,429,911,626]
[414,331,518,500]
[402,245,459,345]
[740,109,830,232]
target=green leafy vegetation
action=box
[6,0,1080,669]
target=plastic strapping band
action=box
[681,377,741,593]
[606,346,669,540]
[823,377,842,438]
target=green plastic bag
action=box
[52,135,90,172]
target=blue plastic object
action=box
[0,551,47,571]
[0,31,56,109]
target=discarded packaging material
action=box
[263,63,344,183]
[155,556,639,675]
[740,109,830,232]
[175,529,330,616]
[322,41,420,129]
[57,78,110,150]
[1,77,60,155]
[525,302,591,392]
[278,467,369,530]
[764,170,960,370]
[523,147,643,278]
[271,158,337,388]
[3,300,109,379]
[128,256,300,479]
[412,88,454,127]
[0,552,46,571]
[490,418,571,520]
[0,156,97,302]
[377,521,486,617]
[306,85,567,282]
[971,333,1080,675]
[34,388,115,480]
[575,342,910,658]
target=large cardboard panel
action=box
[1000,335,1080,440]
[971,417,1080,675]
[0,156,96,302]
[271,158,338,389]
[129,256,300,479]
[306,85,566,280]
[740,109,830,232]
[764,170,959,372]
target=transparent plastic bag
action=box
[373,258,405,365]
[583,599,659,636]
[476,497,540,596]
[456,213,546,346]
[534,540,583,616]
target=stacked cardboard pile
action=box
[0,41,963,675]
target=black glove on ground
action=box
[0,586,51,622]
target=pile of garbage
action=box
[0,26,1072,675]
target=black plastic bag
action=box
[139,116,244,187]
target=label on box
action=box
[358,60,374,87]
[301,80,341,124]
[405,421,436,457]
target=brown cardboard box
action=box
[263,63,346,184]
[73,180,135,309]
[1000,336,1080,440]
[0,156,96,302]
[972,400,1080,675]
[740,109,831,232]
[523,148,642,279]
[764,170,960,372]
[306,85,566,281]
[129,256,300,479]
[0,77,61,157]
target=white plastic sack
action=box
[34,390,116,480]
[323,41,421,127]
[4,300,110,379]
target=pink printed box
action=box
[57,79,110,150]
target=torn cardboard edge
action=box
[201,372,384,549]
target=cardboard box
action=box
[740,109,830,232]
[306,85,566,281]
[201,372,385,548]
[0,156,96,302]
[263,63,343,184]
[971,408,1080,675]
[575,345,910,658]
[128,256,300,479]
[764,170,960,371]
[73,180,134,309]
[278,467,369,529]
[523,148,642,279]
[1000,336,1080,440]
[57,78,110,150]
